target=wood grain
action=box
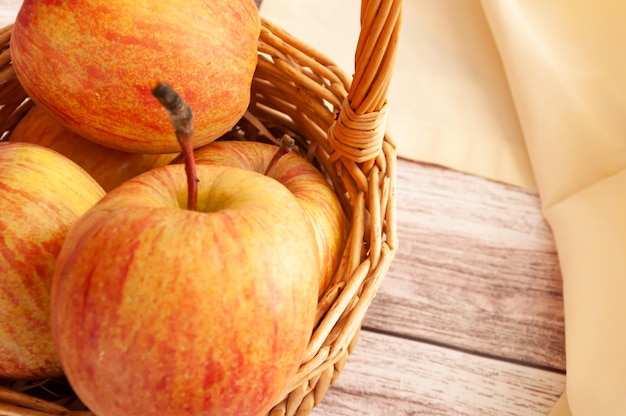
[309,158,567,415]
[311,330,565,416]
[363,158,566,371]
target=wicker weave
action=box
[0,1,401,414]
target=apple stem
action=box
[151,82,198,211]
[264,134,296,176]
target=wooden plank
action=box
[311,330,566,416]
[362,159,566,371]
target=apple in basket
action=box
[0,142,105,380]
[10,0,261,154]
[176,139,349,296]
[9,105,178,192]
[50,84,321,416]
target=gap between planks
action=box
[311,329,566,416]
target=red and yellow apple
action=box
[51,163,320,416]
[9,105,178,191]
[0,142,105,379]
[10,0,261,153]
[179,140,348,295]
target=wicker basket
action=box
[0,1,401,414]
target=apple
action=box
[50,163,321,416]
[0,141,105,379]
[9,105,178,191]
[180,140,348,295]
[10,0,261,154]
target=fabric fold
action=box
[482,1,626,414]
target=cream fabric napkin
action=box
[262,1,626,415]
[483,2,626,414]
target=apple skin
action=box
[9,105,178,191]
[10,0,261,154]
[181,140,348,295]
[51,163,321,416]
[0,142,105,379]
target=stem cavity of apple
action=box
[264,134,296,176]
[151,82,198,211]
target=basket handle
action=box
[328,0,403,164]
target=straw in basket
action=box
[0,0,402,414]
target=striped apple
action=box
[0,142,105,379]
[10,0,261,154]
[184,140,349,295]
[9,105,178,192]
[51,163,320,416]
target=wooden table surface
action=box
[307,157,566,415]
[0,2,567,415]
